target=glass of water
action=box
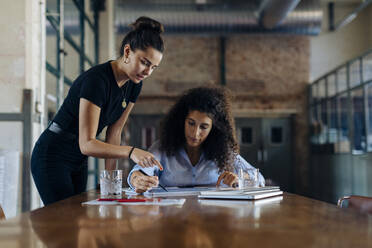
[100,170,123,198]
[238,167,259,189]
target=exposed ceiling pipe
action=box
[258,0,301,29]
[114,0,322,35]
[47,0,322,36]
[331,0,372,31]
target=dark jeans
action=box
[31,129,88,206]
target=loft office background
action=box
[309,49,372,203]
[0,0,371,217]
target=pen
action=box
[138,169,168,192]
[98,198,161,202]
[117,199,147,202]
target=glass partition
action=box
[337,66,347,93]
[351,88,365,153]
[367,84,372,151]
[349,59,361,88]
[337,92,350,153]
[327,74,336,97]
[363,53,372,82]
[309,50,372,154]
[311,82,318,104]
[329,97,338,144]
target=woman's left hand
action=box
[216,171,238,187]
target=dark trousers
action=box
[31,129,88,206]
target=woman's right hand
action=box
[130,171,159,193]
[130,148,163,170]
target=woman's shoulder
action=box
[84,61,112,78]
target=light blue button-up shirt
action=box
[127,141,265,189]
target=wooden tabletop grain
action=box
[0,191,371,248]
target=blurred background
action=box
[0,0,371,217]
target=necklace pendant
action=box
[122,99,127,108]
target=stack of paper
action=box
[0,150,20,218]
[198,186,282,200]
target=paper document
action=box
[82,200,118,206]
[82,198,186,206]
[124,186,217,197]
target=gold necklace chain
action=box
[122,81,130,108]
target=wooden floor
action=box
[0,191,371,247]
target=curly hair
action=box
[160,87,239,172]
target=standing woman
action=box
[31,16,164,205]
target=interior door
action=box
[235,117,293,192]
[129,114,164,150]
[235,118,262,168]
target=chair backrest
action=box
[0,205,5,220]
[337,195,372,214]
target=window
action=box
[351,88,365,153]
[329,98,338,144]
[310,105,320,144]
[337,92,350,153]
[327,74,336,97]
[318,79,326,99]
[350,59,361,88]
[241,127,253,144]
[311,83,318,104]
[309,51,372,155]
[367,84,372,151]
[320,100,328,144]
[363,53,372,82]
[271,127,283,144]
[337,67,347,93]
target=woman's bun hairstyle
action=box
[119,16,164,57]
[130,16,164,34]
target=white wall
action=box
[310,3,372,82]
[0,0,45,213]
[369,6,372,45]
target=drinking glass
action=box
[100,170,123,198]
[238,167,259,189]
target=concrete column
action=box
[99,0,116,62]
[369,5,372,45]
[0,1,26,112]
[0,0,45,211]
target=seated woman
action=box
[127,87,265,192]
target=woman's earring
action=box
[124,57,130,64]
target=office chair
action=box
[0,205,5,220]
[337,195,372,214]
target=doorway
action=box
[128,114,164,150]
[235,117,293,192]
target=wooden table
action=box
[0,191,371,248]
